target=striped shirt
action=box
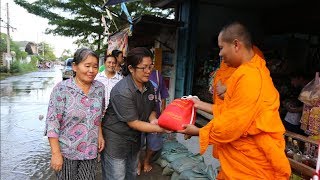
[95,71,122,108]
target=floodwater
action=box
[0,66,62,180]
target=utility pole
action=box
[42,42,45,57]
[6,2,11,70]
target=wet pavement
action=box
[1,67,62,180]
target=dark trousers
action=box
[56,157,97,180]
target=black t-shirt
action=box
[102,74,156,158]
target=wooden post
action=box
[154,48,162,72]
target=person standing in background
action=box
[112,50,125,75]
[95,54,123,109]
[99,50,124,74]
[283,73,309,135]
[45,48,105,180]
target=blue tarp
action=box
[104,0,137,6]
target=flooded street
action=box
[0,67,63,180]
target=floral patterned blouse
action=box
[45,78,105,160]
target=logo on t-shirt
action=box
[148,94,155,101]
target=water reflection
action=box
[1,67,62,180]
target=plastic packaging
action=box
[299,72,320,106]
[158,96,197,131]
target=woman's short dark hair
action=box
[122,47,154,76]
[72,48,98,77]
[104,54,117,63]
[73,48,99,65]
[112,50,123,58]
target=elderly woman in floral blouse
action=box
[45,48,105,180]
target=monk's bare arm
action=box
[191,98,213,114]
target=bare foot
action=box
[137,161,142,176]
[143,161,152,173]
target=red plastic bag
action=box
[158,97,196,131]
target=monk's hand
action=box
[51,152,63,172]
[218,93,225,100]
[177,124,199,136]
[189,97,201,109]
[216,80,226,100]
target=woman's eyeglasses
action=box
[135,64,154,72]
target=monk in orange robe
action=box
[213,45,264,105]
[179,22,291,179]
[209,46,266,161]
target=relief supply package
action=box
[158,96,197,131]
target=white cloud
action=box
[1,0,78,57]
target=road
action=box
[1,67,61,179]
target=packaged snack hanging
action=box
[299,72,320,136]
[299,72,320,106]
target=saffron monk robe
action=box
[178,22,291,180]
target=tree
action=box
[0,33,9,53]
[0,33,28,60]
[38,41,57,61]
[14,0,174,54]
[60,49,72,61]
[0,33,38,73]
[11,41,28,60]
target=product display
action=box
[285,133,319,179]
[300,72,320,136]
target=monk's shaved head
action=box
[220,22,253,49]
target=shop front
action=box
[128,15,181,103]
[152,0,320,178]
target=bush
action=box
[10,60,37,74]
[10,61,22,73]
[31,55,41,63]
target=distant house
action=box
[25,42,38,55]
[15,41,29,52]
[15,41,35,63]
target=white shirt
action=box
[284,112,302,125]
[95,71,123,109]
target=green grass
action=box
[0,73,11,80]
[0,61,38,80]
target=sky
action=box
[0,0,78,57]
